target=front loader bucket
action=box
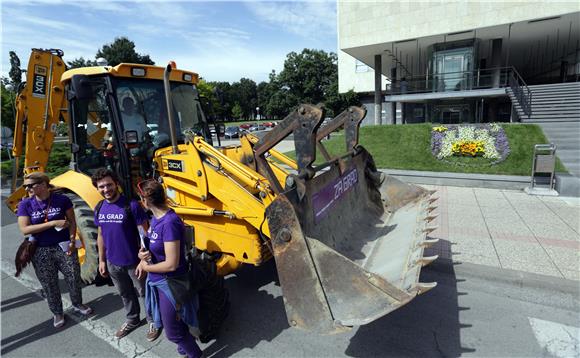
[265,148,438,334]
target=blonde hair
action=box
[24,172,54,189]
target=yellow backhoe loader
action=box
[6,48,439,338]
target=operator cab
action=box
[65,64,211,196]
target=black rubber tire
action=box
[193,254,230,343]
[66,194,111,286]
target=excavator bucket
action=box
[259,105,438,334]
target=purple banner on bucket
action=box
[312,167,358,224]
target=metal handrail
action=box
[508,67,532,120]
[388,67,512,95]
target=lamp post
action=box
[256,106,260,120]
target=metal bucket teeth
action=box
[423,226,438,234]
[419,238,440,248]
[416,282,437,295]
[416,255,438,267]
[265,147,440,333]
[425,214,438,223]
[428,196,439,204]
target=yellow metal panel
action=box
[61,63,199,85]
[50,170,103,209]
[18,49,67,173]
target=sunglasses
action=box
[137,179,154,197]
[23,182,42,190]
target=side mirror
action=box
[70,75,95,100]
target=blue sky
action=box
[1,0,337,83]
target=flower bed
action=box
[431,123,510,166]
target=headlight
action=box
[131,67,146,77]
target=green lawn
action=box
[298,123,567,176]
[1,124,566,179]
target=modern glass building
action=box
[338,1,580,126]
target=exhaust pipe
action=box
[163,62,179,154]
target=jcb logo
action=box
[34,65,47,76]
[166,159,184,172]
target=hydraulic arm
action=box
[10,49,68,190]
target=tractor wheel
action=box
[66,194,110,286]
[194,254,230,343]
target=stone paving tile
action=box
[538,197,580,235]
[502,190,541,205]
[518,216,579,242]
[479,206,530,235]
[560,269,580,281]
[447,207,489,239]
[420,185,580,281]
[447,236,499,267]
[445,186,478,207]
[492,239,563,277]
[451,251,501,268]
[505,198,580,242]
[473,188,511,207]
[542,246,580,276]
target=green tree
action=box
[278,49,336,105]
[230,78,257,119]
[322,82,361,118]
[1,81,16,131]
[263,70,299,119]
[196,79,219,121]
[231,102,243,119]
[209,81,233,121]
[96,37,155,66]
[8,51,22,89]
[67,57,98,69]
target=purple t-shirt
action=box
[17,193,73,247]
[147,209,187,282]
[94,195,148,266]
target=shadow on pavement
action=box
[346,240,475,357]
[84,292,124,321]
[0,312,83,355]
[1,291,44,313]
[203,260,287,358]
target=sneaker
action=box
[53,314,65,328]
[115,321,140,339]
[146,322,162,342]
[72,304,93,316]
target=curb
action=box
[427,258,580,296]
[381,168,529,190]
[381,168,580,196]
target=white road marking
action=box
[1,260,161,358]
[529,317,580,358]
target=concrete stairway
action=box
[508,82,580,177]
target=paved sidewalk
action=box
[423,185,580,281]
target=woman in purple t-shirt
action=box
[136,180,202,358]
[17,172,93,328]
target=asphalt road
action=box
[1,193,579,357]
